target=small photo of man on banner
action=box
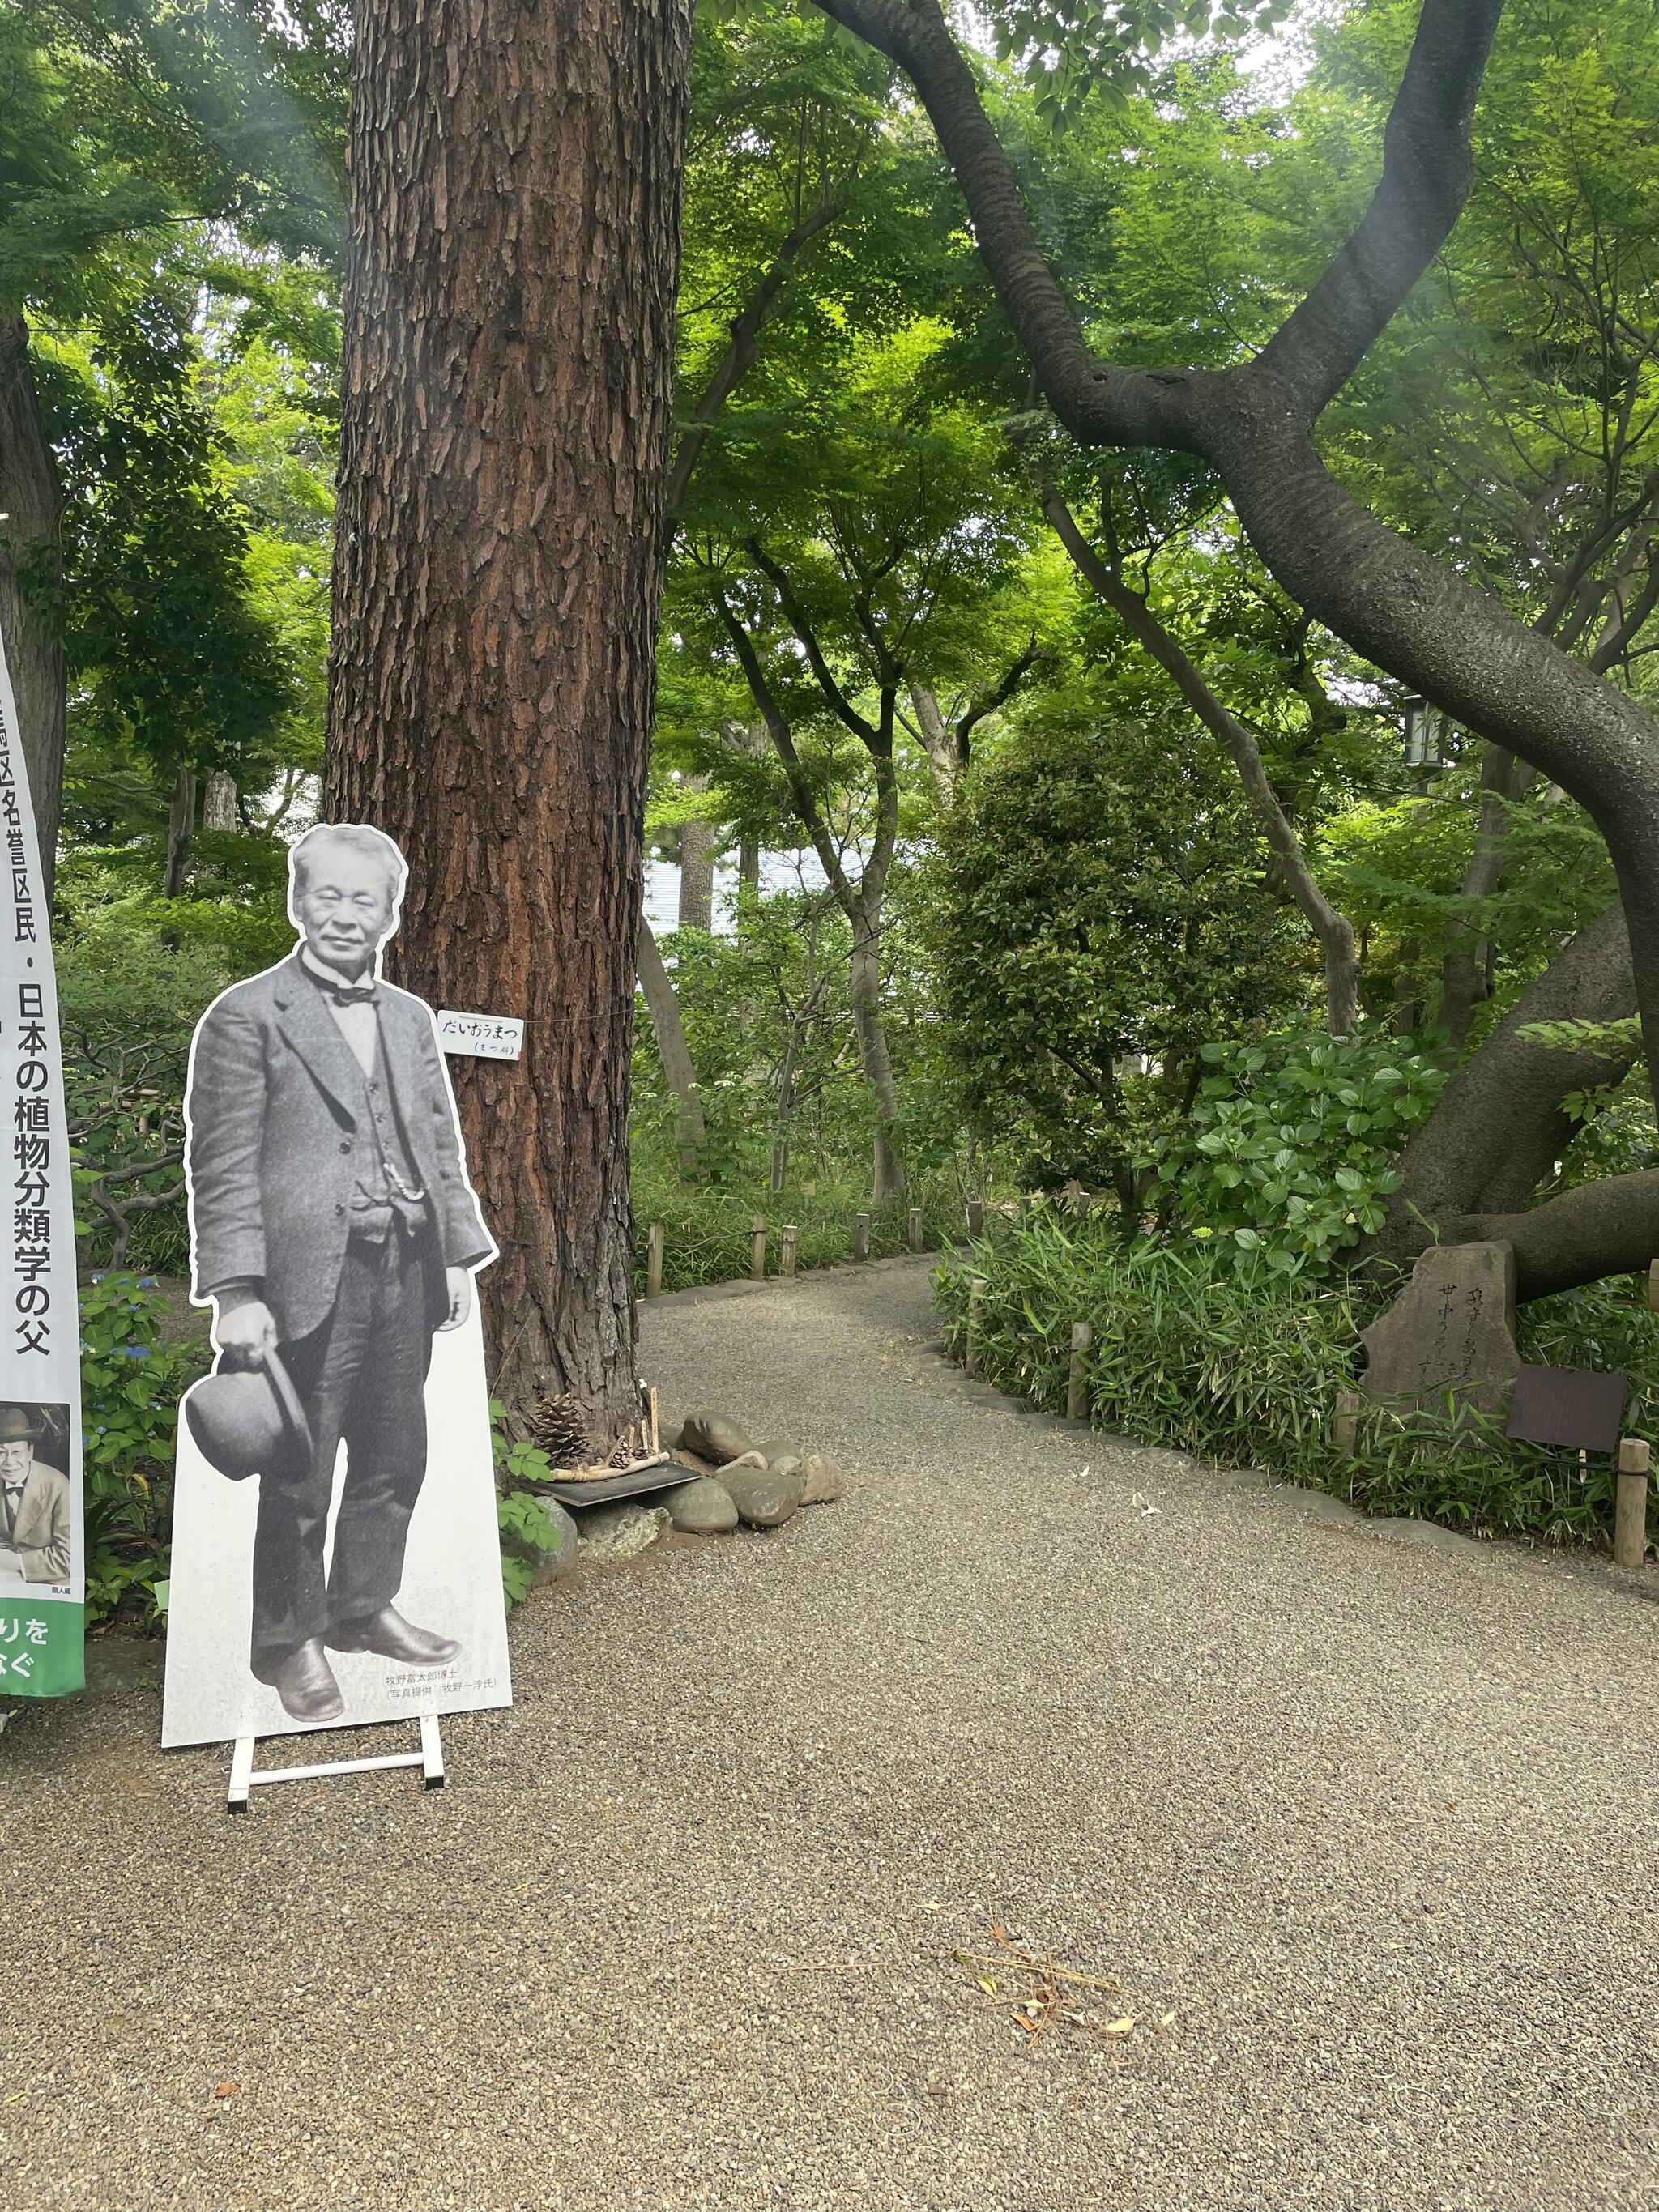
[0,1400,73,1585]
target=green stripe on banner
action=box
[0,1596,83,1697]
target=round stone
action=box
[530,1498,582,1583]
[796,1453,845,1504]
[574,1501,670,1562]
[667,1477,740,1535]
[719,1464,804,1529]
[678,1411,757,1464]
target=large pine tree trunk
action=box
[326,0,692,1436]
[0,318,66,903]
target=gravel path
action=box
[5,1255,1659,2210]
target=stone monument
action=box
[1359,1241,1520,1424]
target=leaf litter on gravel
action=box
[953,1920,1175,2056]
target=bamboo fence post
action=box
[1332,1388,1363,1456]
[907,1205,923,1253]
[781,1223,799,1278]
[966,1198,985,1239]
[1615,1437,1651,1568]
[852,1211,871,1263]
[966,1276,987,1375]
[646,1222,664,1300]
[1067,1320,1093,1421]
[750,1213,767,1282]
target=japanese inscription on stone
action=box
[1359,1241,1520,1422]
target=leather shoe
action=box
[273,1638,344,1724]
[327,1605,459,1667]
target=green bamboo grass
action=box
[936,1213,1659,1549]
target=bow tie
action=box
[314,976,378,1008]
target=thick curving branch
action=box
[810,0,1196,446]
[1252,0,1503,418]
[1366,905,1638,1289]
[1405,1170,1659,1302]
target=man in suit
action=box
[186,823,496,1724]
[0,1405,70,1584]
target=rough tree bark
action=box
[202,769,239,833]
[326,0,693,1432]
[813,0,1659,1291]
[0,318,66,902]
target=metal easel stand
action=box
[226,1712,445,1813]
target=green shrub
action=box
[489,1406,569,1605]
[79,1272,209,1626]
[1145,1028,1448,1276]
[935,1213,1659,1549]
[923,716,1300,1196]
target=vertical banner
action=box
[0,632,83,1697]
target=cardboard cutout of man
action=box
[0,1406,71,1584]
[185,824,496,1725]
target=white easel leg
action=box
[224,1715,444,1810]
[228,1736,255,1813]
[420,1712,445,1788]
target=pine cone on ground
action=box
[530,1389,590,1470]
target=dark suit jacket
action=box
[186,952,495,1343]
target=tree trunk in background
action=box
[677,770,714,930]
[162,766,196,897]
[1391,937,1421,1038]
[909,683,958,801]
[0,319,66,904]
[202,769,239,832]
[738,834,760,896]
[326,0,693,1436]
[636,913,706,1173]
[850,919,905,1202]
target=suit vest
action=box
[335,1018,430,1241]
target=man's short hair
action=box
[290,823,408,901]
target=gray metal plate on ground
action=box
[1504,1365,1627,1454]
[547,1462,703,1507]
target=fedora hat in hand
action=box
[185,1351,313,1482]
